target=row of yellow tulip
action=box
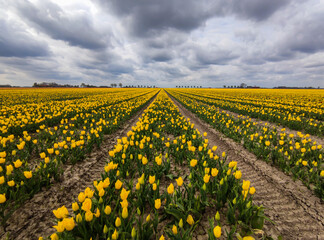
[0,88,154,137]
[44,90,263,240]
[171,89,324,136]
[0,88,158,229]
[167,90,324,199]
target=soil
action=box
[168,93,324,240]
[0,96,157,240]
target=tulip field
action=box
[167,89,324,199]
[0,88,323,239]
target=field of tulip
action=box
[0,88,158,230]
[44,91,264,240]
[2,87,322,239]
[170,89,324,136]
[167,89,324,199]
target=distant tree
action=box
[223,85,226,88]
[240,83,247,88]
[119,83,123,88]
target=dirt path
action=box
[169,94,324,240]
[0,96,157,240]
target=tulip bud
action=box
[103,225,108,234]
[179,218,183,228]
[215,211,220,221]
[131,227,136,238]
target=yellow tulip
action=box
[176,177,183,186]
[76,213,82,223]
[50,233,59,240]
[211,168,219,177]
[190,159,198,167]
[213,225,221,238]
[104,205,111,215]
[115,217,121,227]
[78,192,86,203]
[24,171,32,179]
[72,202,79,211]
[234,171,242,180]
[186,214,194,225]
[167,183,174,194]
[0,193,6,204]
[149,175,155,184]
[112,229,119,239]
[13,159,23,168]
[122,207,128,219]
[243,237,255,240]
[249,187,256,195]
[115,180,123,189]
[172,225,178,234]
[81,198,92,212]
[204,174,210,183]
[155,199,161,209]
[85,211,93,222]
[7,180,15,187]
[62,217,75,231]
[0,176,5,185]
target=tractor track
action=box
[168,92,324,240]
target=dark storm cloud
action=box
[77,51,135,76]
[196,49,238,65]
[0,18,49,57]
[286,14,324,54]
[95,0,226,37]
[15,0,108,50]
[229,0,291,21]
[96,0,290,37]
[145,30,187,49]
[150,52,173,62]
[264,51,296,63]
[304,62,324,68]
[139,48,175,63]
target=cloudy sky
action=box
[1,0,324,88]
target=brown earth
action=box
[168,93,324,240]
[0,96,157,240]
